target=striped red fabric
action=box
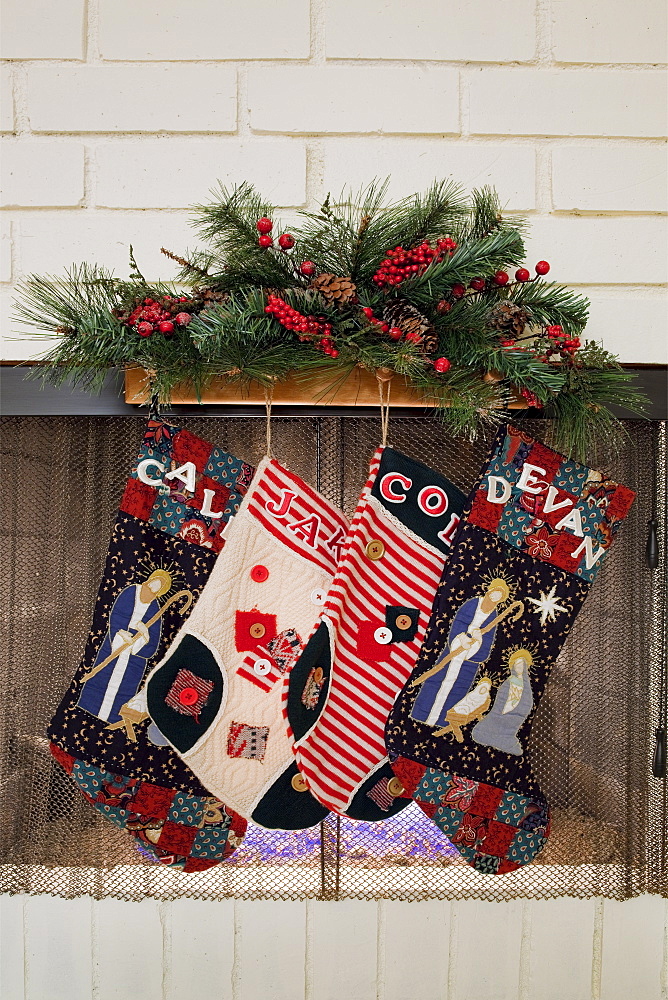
[293,447,449,814]
[246,459,348,577]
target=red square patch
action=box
[157,819,197,855]
[607,484,635,521]
[468,488,503,534]
[525,442,563,483]
[356,621,392,662]
[469,782,504,820]
[129,782,175,818]
[120,478,157,521]
[551,531,584,573]
[192,474,232,517]
[49,743,75,774]
[391,757,426,799]
[478,819,517,857]
[235,610,278,652]
[540,489,578,530]
[183,856,219,873]
[172,429,212,472]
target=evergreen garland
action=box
[13,180,645,459]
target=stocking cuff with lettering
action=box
[47,420,252,870]
[386,424,634,874]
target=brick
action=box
[96,138,306,209]
[27,65,237,133]
[586,294,668,364]
[1,140,85,207]
[25,896,93,1000]
[0,895,25,1000]
[523,216,667,284]
[552,145,668,212]
[1,64,13,132]
[326,0,535,62]
[526,899,595,1000]
[553,0,667,64]
[600,897,668,1000]
[94,900,163,1000]
[450,900,523,1000]
[249,67,459,134]
[170,900,234,1000]
[322,140,535,210]
[99,0,309,59]
[469,70,666,138]
[0,0,85,59]
[16,210,195,279]
[384,901,450,1000]
[310,901,377,1000]
[237,901,306,1000]
[0,218,11,281]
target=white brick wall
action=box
[1,895,667,1000]
[1,0,666,363]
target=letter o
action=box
[417,485,449,517]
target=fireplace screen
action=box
[0,415,665,901]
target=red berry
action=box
[300,261,316,277]
[436,299,451,315]
[258,234,273,248]
[362,307,374,318]
[434,357,451,373]
[493,271,509,286]
[277,233,295,250]
[470,278,486,291]
[388,327,403,340]
[451,283,466,299]
[158,320,175,334]
[535,260,550,276]
[175,312,191,326]
[515,268,531,282]
[256,217,273,234]
[330,349,339,358]
[137,322,153,337]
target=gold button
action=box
[395,614,413,631]
[387,777,404,797]
[313,667,324,683]
[250,622,266,639]
[291,773,308,792]
[366,539,385,560]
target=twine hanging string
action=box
[377,369,392,447]
[264,384,274,458]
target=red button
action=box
[250,565,269,583]
[178,686,199,706]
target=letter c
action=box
[379,472,412,503]
[136,458,165,486]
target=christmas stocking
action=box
[143,457,350,831]
[386,424,635,874]
[48,420,253,871]
[288,446,467,820]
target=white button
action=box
[253,659,272,676]
[311,588,326,606]
[374,627,392,645]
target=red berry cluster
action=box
[125,296,194,338]
[264,294,338,357]
[520,387,543,408]
[372,238,457,288]
[545,324,581,356]
[256,217,295,251]
[361,306,391,336]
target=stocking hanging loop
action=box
[376,369,393,447]
[264,384,274,458]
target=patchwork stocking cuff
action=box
[48,420,252,871]
[289,445,467,820]
[145,457,350,830]
[386,424,635,874]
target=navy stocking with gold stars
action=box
[385,424,635,875]
[48,420,253,871]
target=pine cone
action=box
[488,301,528,338]
[310,273,357,307]
[383,299,438,354]
[197,287,228,308]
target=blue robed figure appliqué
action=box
[78,570,171,724]
[411,580,511,728]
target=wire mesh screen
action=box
[0,415,665,901]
